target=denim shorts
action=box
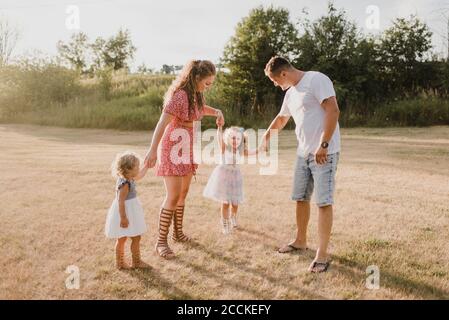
[292,152,339,207]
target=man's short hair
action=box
[264,56,293,77]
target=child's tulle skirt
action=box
[105,197,147,238]
[203,165,244,205]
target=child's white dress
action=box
[105,178,147,238]
[203,146,244,205]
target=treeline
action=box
[1,2,448,129]
[57,29,184,76]
[216,3,449,127]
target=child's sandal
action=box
[221,218,232,235]
[231,215,238,228]
[131,247,151,269]
[116,250,131,270]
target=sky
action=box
[1,0,449,70]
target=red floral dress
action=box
[156,89,204,177]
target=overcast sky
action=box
[1,0,449,70]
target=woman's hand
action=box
[144,149,158,169]
[215,109,225,127]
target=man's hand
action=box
[258,140,268,153]
[314,146,328,165]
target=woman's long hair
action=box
[163,60,216,116]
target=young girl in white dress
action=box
[203,126,257,234]
[105,151,150,270]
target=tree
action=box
[161,64,174,74]
[91,29,136,71]
[0,17,20,66]
[379,16,432,94]
[90,37,107,71]
[58,29,136,74]
[57,32,89,73]
[295,3,383,113]
[136,63,154,74]
[174,65,183,74]
[221,6,300,116]
[296,4,359,75]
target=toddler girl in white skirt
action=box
[203,126,258,234]
[105,151,150,270]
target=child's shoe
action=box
[131,246,151,269]
[221,218,232,235]
[116,248,131,270]
[231,215,238,228]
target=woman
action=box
[145,60,225,259]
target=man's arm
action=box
[315,96,340,164]
[260,114,291,151]
[320,96,340,143]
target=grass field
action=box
[0,124,448,300]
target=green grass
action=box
[1,64,449,130]
[2,91,164,131]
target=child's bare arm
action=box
[217,126,225,154]
[118,183,129,228]
[243,136,258,156]
[134,165,149,181]
[244,148,258,156]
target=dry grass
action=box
[0,124,448,300]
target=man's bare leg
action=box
[279,200,310,252]
[309,205,333,272]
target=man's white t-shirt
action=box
[279,71,341,157]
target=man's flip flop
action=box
[309,261,330,273]
[278,244,308,254]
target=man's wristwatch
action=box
[321,141,329,149]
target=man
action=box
[260,56,341,273]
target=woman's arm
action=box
[203,105,220,116]
[203,105,225,127]
[118,184,130,228]
[144,112,174,168]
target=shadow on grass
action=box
[173,240,325,300]
[125,266,197,300]
[235,226,317,259]
[236,226,283,243]
[331,254,449,299]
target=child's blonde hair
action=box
[223,126,245,150]
[111,151,140,178]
